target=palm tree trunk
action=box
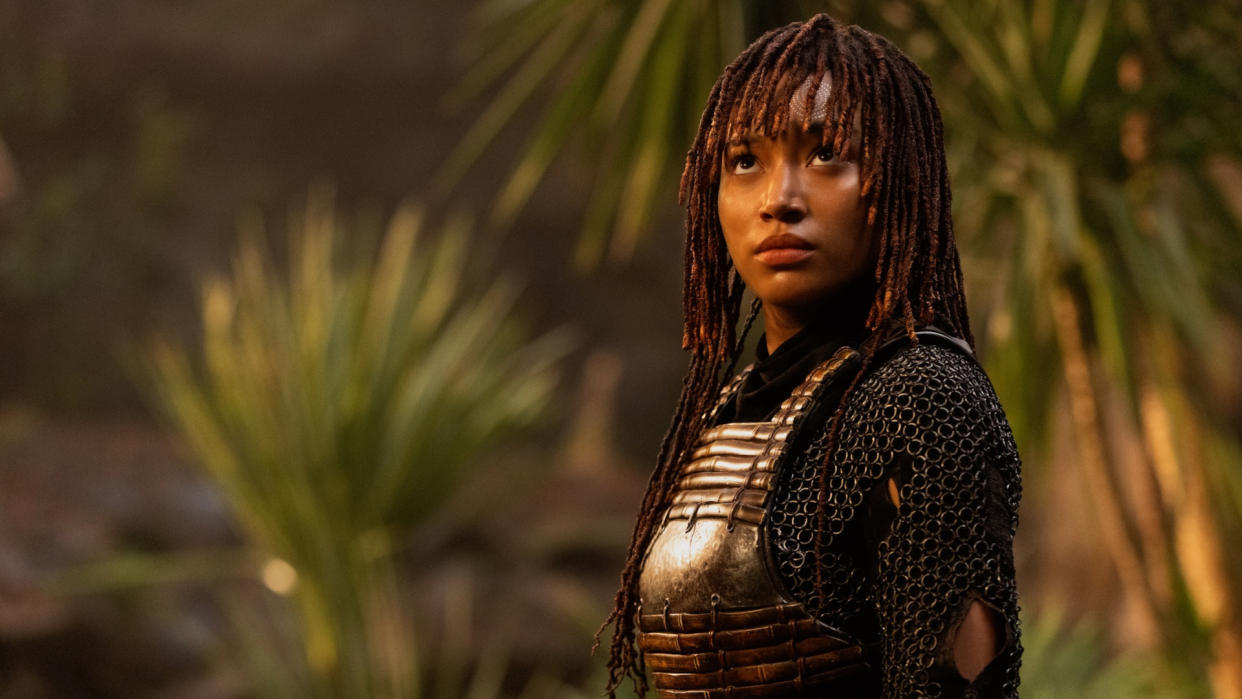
[1050,286,1160,642]
[1140,370,1242,698]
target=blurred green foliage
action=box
[1019,608,1190,698]
[0,46,199,410]
[0,52,195,300]
[145,188,567,697]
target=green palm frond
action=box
[438,0,765,265]
[919,4,1242,528]
[145,187,568,697]
[149,189,565,541]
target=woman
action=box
[598,14,1022,698]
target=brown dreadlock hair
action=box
[595,14,973,696]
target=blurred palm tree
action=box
[917,2,1242,695]
[146,188,567,698]
[446,0,1242,694]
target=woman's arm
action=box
[853,344,1023,697]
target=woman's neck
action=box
[761,279,875,355]
[762,308,812,355]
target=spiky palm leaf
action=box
[146,188,567,697]
[438,0,842,264]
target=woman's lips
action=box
[755,233,814,266]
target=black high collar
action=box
[729,315,866,423]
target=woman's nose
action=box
[759,164,807,223]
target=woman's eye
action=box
[812,147,836,164]
[731,154,758,174]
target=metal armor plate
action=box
[636,348,871,697]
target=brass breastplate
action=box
[637,348,872,697]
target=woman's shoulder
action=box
[851,339,1004,419]
[838,339,1020,470]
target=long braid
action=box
[599,14,973,695]
[724,295,763,380]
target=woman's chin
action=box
[753,281,866,314]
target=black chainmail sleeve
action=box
[852,343,1021,696]
[768,342,1022,697]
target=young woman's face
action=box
[717,79,873,323]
